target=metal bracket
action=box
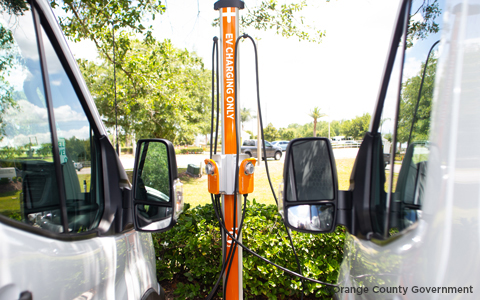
[212,154,248,194]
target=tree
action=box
[80,39,211,144]
[140,142,170,196]
[0,24,19,140]
[308,107,326,137]
[240,107,255,131]
[50,0,165,87]
[278,128,295,141]
[65,136,90,162]
[239,0,324,43]
[222,0,441,46]
[397,57,436,145]
[407,0,441,47]
[340,113,371,140]
[263,123,279,141]
[246,130,255,139]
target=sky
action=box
[66,0,430,132]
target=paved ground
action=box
[386,162,402,173]
[77,167,91,175]
[332,148,359,159]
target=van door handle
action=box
[19,291,33,300]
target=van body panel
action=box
[0,0,162,298]
[0,221,158,299]
[338,0,480,298]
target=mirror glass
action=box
[134,141,172,231]
[135,204,173,231]
[285,139,334,201]
[287,204,334,231]
[135,142,171,202]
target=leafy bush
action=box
[175,147,205,155]
[121,147,134,154]
[0,178,10,184]
[154,203,222,298]
[154,200,345,299]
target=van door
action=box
[337,0,443,296]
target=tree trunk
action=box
[313,119,317,137]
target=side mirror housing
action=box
[132,139,184,232]
[278,138,338,233]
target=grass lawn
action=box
[0,190,21,211]
[77,173,92,192]
[182,157,357,207]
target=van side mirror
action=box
[132,139,184,232]
[278,138,338,233]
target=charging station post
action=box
[214,1,244,299]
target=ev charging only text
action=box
[225,33,235,120]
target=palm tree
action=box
[308,107,326,137]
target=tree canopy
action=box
[397,57,437,144]
[0,0,443,146]
[339,113,371,140]
[80,39,211,144]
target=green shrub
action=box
[0,178,10,184]
[154,200,345,299]
[121,147,134,155]
[175,147,205,155]
[154,203,222,298]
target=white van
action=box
[0,1,182,299]
[279,0,480,298]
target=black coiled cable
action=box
[205,34,338,300]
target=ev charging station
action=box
[205,1,248,299]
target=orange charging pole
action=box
[214,1,244,299]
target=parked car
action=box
[278,0,480,299]
[73,161,83,171]
[272,140,289,151]
[0,1,183,299]
[241,139,283,160]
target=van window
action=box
[0,7,103,233]
[0,7,65,232]
[40,25,104,232]
[370,0,439,237]
[389,51,436,234]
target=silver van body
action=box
[0,0,168,299]
[278,0,480,299]
[340,0,479,298]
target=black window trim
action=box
[31,1,69,232]
[382,0,411,239]
[347,0,412,240]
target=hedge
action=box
[153,200,345,299]
[175,147,205,155]
[121,147,134,155]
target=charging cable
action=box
[206,34,339,300]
